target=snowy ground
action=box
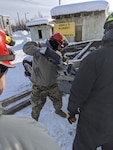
[0,30,101,150]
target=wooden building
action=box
[51,1,109,42]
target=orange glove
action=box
[67,113,76,124]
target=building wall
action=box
[52,11,107,42]
[29,25,53,41]
[82,11,105,41]
[0,15,12,36]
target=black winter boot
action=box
[55,110,67,118]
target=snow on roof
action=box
[26,18,54,27]
[51,0,109,17]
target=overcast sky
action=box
[0,0,113,24]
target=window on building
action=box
[38,30,42,39]
[75,25,82,42]
[6,19,9,25]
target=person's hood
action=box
[102,29,113,45]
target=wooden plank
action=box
[3,99,31,114]
[1,90,31,107]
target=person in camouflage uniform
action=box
[23,33,68,121]
[31,83,63,120]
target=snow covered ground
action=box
[0,30,101,150]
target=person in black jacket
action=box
[67,15,113,150]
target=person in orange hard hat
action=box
[0,29,15,68]
[0,29,15,94]
[23,32,68,121]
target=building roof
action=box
[26,18,55,27]
[51,0,109,17]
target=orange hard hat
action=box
[51,33,64,46]
[0,29,15,68]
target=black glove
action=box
[67,112,76,124]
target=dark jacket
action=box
[68,29,113,147]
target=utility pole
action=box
[25,12,29,23]
[59,0,61,5]
[25,13,27,23]
[17,12,21,29]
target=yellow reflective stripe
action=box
[6,36,12,44]
[107,18,113,22]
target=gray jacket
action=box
[0,107,60,150]
[23,40,58,86]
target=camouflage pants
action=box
[30,83,62,121]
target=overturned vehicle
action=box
[23,39,102,94]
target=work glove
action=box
[62,55,68,62]
[6,35,16,46]
[56,50,69,62]
[67,112,76,124]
